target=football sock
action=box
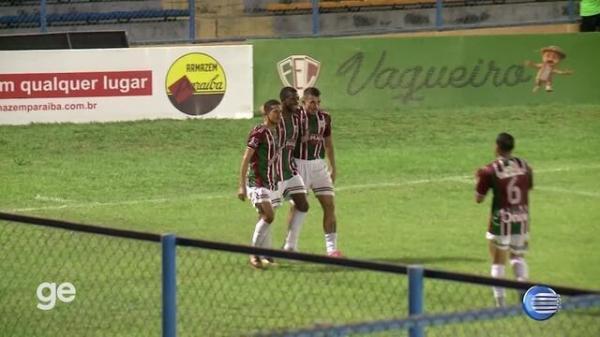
[510,257,529,282]
[263,225,272,249]
[252,218,270,248]
[283,211,307,251]
[325,233,337,254]
[491,264,506,306]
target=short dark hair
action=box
[303,87,321,97]
[279,86,297,101]
[262,99,280,115]
[496,132,515,152]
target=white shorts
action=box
[246,186,281,209]
[295,158,334,196]
[277,174,307,200]
[486,232,529,254]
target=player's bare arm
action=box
[238,147,255,201]
[324,135,336,184]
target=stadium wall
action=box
[0,1,576,43]
[271,1,574,37]
[197,1,576,40]
[252,32,600,110]
[365,23,580,38]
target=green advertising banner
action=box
[252,33,600,111]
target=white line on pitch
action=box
[430,174,600,198]
[10,194,227,212]
[8,164,600,212]
[335,165,600,192]
[534,186,600,198]
[34,194,73,203]
[336,175,470,191]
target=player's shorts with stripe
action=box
[486,220,529,254]
[277,174,307,200]
[295,158,334,196]
[246,186,281,209]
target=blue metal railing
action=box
[408,266,424,337]
[162,234,177,337]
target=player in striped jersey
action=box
[475,132,533,306]
[278,87,310,252]
[287,87,342,257]
[238,99,283,269]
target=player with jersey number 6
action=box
[475,132,534,307]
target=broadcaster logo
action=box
[522,285,561,321]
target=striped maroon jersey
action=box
[295,107,331,160]
[246,124,280,190]
[277,112,300,180]
[476,157,533,233]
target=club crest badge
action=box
[277,55,321,96]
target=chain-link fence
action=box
[258,295,600,337]
[421,280,599,337]
[175,237,600,337]
[177,244,409,337]
[0,218,162,337]
[1,212,599,337]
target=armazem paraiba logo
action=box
[166,53,227,116]
[277,55,320,96]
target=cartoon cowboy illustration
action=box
[525,46,573,93]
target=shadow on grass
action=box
[372,256,486,265]
[269,255,485,274]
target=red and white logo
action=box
[277,55,320,96]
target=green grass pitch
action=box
[0,104,598,336]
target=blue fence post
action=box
[435,0,443,30]
[188,0,196,42]
[162,234,177,337]
[567,0,575,22]
[40,0,47,33]
[408,265,424,337]
[311,0,320,35]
